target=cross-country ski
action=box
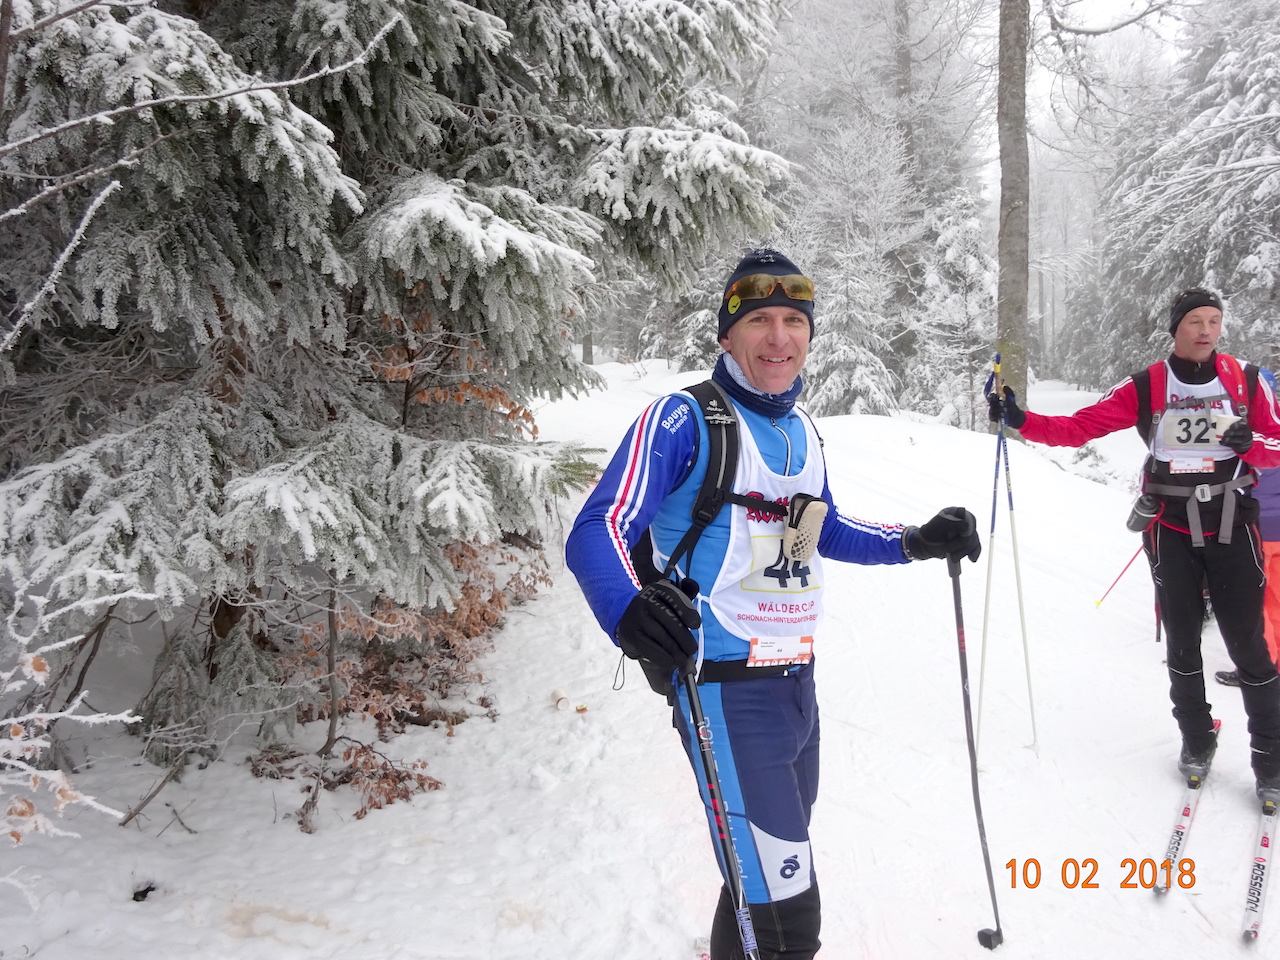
[1242,799,1278,940]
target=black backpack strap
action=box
[687,381,738,519]
[627,381,737,586]
[658,381,737,578]
[631,381,788,585]
[1244,362,1259,418]
[1134,367,1154,446]
[657,381,783,576]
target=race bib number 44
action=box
[740,535,821,593]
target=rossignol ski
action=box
[1155,776,1204,895]
[1241,798,1277,940]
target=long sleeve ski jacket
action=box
[566,387,911,660]
[1019,353,1280,535]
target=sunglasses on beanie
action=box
[723,273,815,316]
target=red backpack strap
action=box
[1135,360,1166,445]
[1215,353,1249,417]
[1149,360,1167,415]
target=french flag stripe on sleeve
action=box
[606,401,662,586]
[837,513,905,542]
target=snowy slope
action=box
[3,362,1270,959]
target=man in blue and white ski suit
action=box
[566,249,981,960]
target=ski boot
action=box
[1257,773,1280,805]
[1178,732,1218,780]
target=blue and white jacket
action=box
[566,363,912,663]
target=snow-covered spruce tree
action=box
[1082,0,1280,382]
[1,0,788,830]
[780,117,916,416]
[0,0,373,833]
[903,192,997,429]
[720,0,993,418]
[637,253,732,371]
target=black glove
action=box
[986,388,1027,429]
[614,579,700,677]
[1220,419,1254,455]
[906,506,982,562]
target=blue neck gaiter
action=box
[711,353,802,419]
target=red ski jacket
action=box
[1019,353,1280,536]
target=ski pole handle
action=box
[984,352,1008,400]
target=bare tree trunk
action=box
[318,586,340,758]
[581,328,593,365]
[207,593,247,681]
[997,0,1031,409]
[0,0,13,109]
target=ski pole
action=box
[976,418,1004,753]
[1094,543,1144,607]
[948,556,1005,951]
[977,356,1005,751]
[977,355,1038,755]
[997,409,1038,754]
[681,672,761,960]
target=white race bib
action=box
[1150,372,1235,467]
[1161,411,1216,448]
[707,410,827,662]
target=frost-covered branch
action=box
[0,14,403,163]
[0,126,204,225]
[0,868,39,911]
[1,180,120,355]
[2,694,135,842]
[10,0,150,42]
[1041,0,1178,36]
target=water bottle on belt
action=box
[1126,494,1161,532]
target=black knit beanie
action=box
[716,248,815,341]
[1169,288,1223,336]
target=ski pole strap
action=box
[1144,473,1257,546]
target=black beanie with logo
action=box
[716,248,815,341]
[1169,288,1223,336]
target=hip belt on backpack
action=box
[1145,473,1257,547]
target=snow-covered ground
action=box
[5,364,1271,959]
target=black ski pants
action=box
[710,883,821,960]
[1144,521,1280,776]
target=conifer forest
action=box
[5,0,1280,851]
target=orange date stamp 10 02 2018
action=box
[1005,857,1196,890]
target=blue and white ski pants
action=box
[673,662,820,904]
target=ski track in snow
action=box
[3,363,1271,958]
